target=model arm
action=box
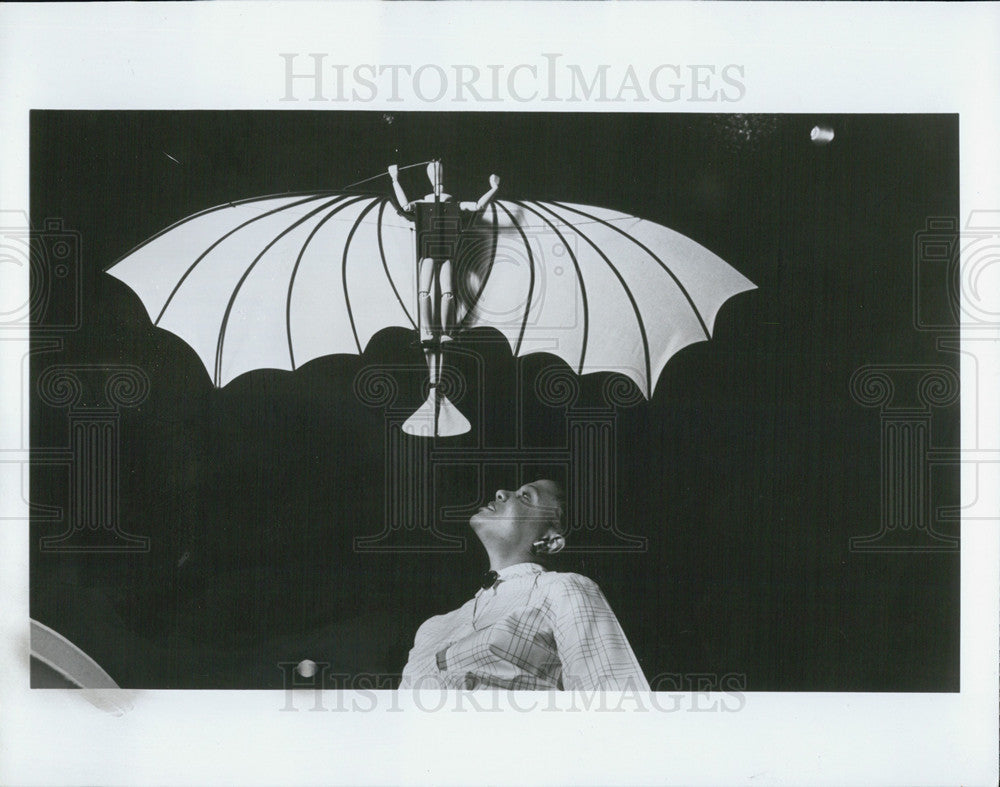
[549,574,650,691]
[460,174,500,211]
[388,164,414,212]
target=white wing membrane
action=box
[108,194,417,386]
[109,195,317,324]
[108,190,754,396]
[463,200,756,397]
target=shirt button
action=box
[463,674,479,690]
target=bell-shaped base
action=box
[401,390,471,438]
[436,393,471,436]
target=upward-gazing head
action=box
[470,479,566,568]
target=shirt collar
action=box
[496,562,546,580]
[477,562,545,595]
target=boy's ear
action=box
[543,532,565,555]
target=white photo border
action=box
[1,2,997,785]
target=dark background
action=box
[30,112,959,690]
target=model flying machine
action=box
[107,160,756,436]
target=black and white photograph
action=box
[2,3,998,786]
[28,109,959,693]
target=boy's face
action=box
[470,479,562,549]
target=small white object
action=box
[810,125,835,144]
[401,390,471,437]
[296,659,317,678]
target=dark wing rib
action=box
[494,201,536,356]
[533,201,651,395]
[285,197,369,371]
[456,202,499,330]
[107,193,417,387]
[216,195,357,385]
[511,200,589,374]
[156,194,337,325]
[460,199,756,398]
[551,201,711,339]
[342,199,383,353]
[377,200,417,330]
[103,189,344,272]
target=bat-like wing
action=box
[107,192,416,387]
[458,200,756,398]
[109,191,754,398]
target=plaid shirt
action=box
[400,563,649,691]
